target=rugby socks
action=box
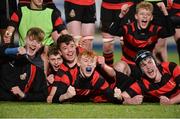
[103,52,113,67]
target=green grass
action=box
[96,50,179,64]
[0,51,179,118]
[0,102,179,118]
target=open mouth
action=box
[53,65,59,71]
[27,46,37,55]
[86,67,92,73]
[147,69,154,76]
[141,20,148,27]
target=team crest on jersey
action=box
[20,73,27,80]
[69,9,75,17]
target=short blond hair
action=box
[26,27,45,42]
[136,1,153,13]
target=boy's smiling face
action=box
[26,36,42,57]
[135,8,153,29]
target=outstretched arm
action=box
[160,94,180,105]
[121,91,143,105]
[97,56,116,77]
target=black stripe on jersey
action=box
[126,87,139,98]
[124,40,140,51]
[127,23,159,41]
[162,86,179,97]
[168,62,177,74]
[102,0,123,3]
[74,74,93,89]
[143,42,157,50]
[94,76,105,90]
[137,80,147,95]
[174,75,180,85]
[149,74,172,91]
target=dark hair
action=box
[57,34,75,49]
[48,44,59,57]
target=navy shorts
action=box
[100,6,135,33]
[64,1,96,23]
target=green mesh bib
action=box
[19,6,54,46]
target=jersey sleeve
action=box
[9,9,22,28]
[125,82,143,97]
[168,62,180,87]
[23,67,48,102]
[52,73,70,103]
[51,9,66,33]
[157,15,175,38]
[108,17,126,37]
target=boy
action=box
[46,44,63,95]
[121,50,180,105]
[0,27,48,101]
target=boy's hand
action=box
[123,95,143,104]
[157,2,168,16]
[160,96,172,105]
[3,31,12,44]
[114,87,122,100]
[66,85,76,98]
[18,47,26,55]
[119,4,129,18]
[47,74,55,85]
[97,56,105,68]
[11,86,25,98]
[47,96,53,103]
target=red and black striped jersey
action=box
[170,0,180,16]
[65,0,95,6]
[53,66,121,103]
[101,0,134,10]
[109,17,175,64]
[126,62,180,98]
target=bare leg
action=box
[153,38,168,63]
[174,28,180,63]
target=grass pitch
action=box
[0,102,179,118]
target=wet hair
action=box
[26,27,45,42]
[136,1,153,13]
[57,34,75,48]
[47,43,60,57]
